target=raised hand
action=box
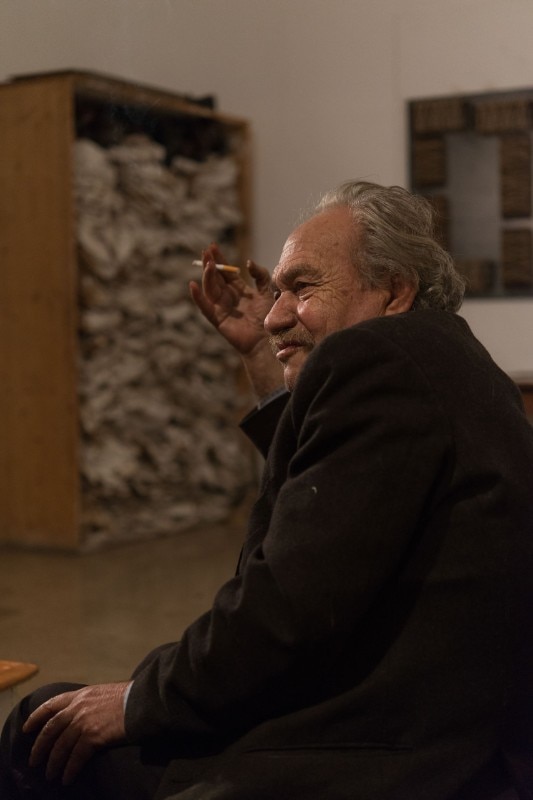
[189,243,273,355]
[190,243,284,399]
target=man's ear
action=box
[384,277,417,316]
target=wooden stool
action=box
[0,660,39,725]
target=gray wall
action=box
[1,0,532,371]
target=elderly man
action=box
[2,181,533,799]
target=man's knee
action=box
[0,682,85,797]
[1,683,166,800]
[2,682,85,744]
[25,682,85,715]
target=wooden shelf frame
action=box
[0,71,251,550]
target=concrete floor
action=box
[0,508,247,701]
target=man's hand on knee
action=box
[22,682,129,786]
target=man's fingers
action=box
[189,280,221,326]
[247,260,272,292]
[189,280,208,312]
[61,737,95,786]
[39,721,94,785]
[28,709,71,767]
[202,260,227,294]
[203,243,225,266]
[197,266,243,313]
[23,705,55,735]
[43,723,81,781]
[23,693,72,734]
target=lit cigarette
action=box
[192,260,240,273]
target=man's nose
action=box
[264,292,297,334]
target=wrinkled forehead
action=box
[273,207,358,284]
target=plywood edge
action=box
[9,69,249,129]
[0,76,81,550]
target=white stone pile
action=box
[73,134,253,547]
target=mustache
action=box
[269,330,315,355]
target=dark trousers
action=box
[2,679,526,799]
[0,683,168,799]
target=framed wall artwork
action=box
[409,89,533,298]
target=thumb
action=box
[247,260,271,291]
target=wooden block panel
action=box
[411,98,466,134]
[424,194,449,251]
[409,88,533,298]
[501,229,533,289]
[455,259,494,294]
[500,134,531,218]
[412,138,446,188]
[475,98,531,133]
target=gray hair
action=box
[314,180,465,312]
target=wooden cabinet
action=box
[0,71,251,550]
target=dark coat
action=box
[126,311,533,799]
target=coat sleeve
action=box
[125,327,452,745]
[239,390,289,458]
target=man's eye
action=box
[294,282,311,294]
[272,289,281,301]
